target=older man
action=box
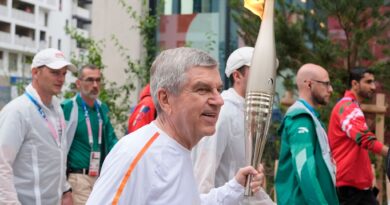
[86,47,263,204]
[275,64,339,205]
[62,65,118,205]
[192,47,275,204]
[0,48,76,204]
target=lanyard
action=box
[25,92,63,147]
[79,94,103,150]
[298,98,317,116]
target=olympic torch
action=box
[243,0,278,197]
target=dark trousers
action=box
[337,186,378,205]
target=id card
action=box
[89,151,101,177]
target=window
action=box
[57,39,61,50]
[0,51,3,70]
[40,31,46,41]
[8,53,18,72]
[44,12,48,27]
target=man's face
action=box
[356,73,376,100]
[310,72,333,106]
[76,68,101,100]
[168,66,224,148]
[33,66,67,96]
[242,67,250,93]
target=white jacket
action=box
[192,88,275,205]
[87,122,246,205]
[0,84,70,205]
[192,88,246,192]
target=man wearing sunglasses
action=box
[328,67,389,205]
[61,65,118,205]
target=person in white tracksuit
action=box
[0,48,76,205]
[192,47,275,204]
[87,47,264,205]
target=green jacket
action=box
[61,95,118,169]
[275,99,338,205]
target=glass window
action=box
[0,51,3,70]
[163,0,219,14]
[8,53,17,72]
[58,39,61,50]
[181,0,193,14]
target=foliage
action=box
[116,0,160,86]
[229,0,389,196]
[63,0,160,134]
[64,26,130,134]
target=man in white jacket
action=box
[87,47,264,205]
[0,48,76,205]
[192,47,275,204]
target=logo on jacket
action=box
[133,105,150,126]
[298,127,309,134]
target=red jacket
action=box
[127,84,156,133]
[328,90,383,189]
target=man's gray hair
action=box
[150,47,218,114]
[78,64,100,79]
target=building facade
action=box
[0,0,94,109]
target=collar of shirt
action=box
[343,90,358,102]
[297,98,320,118]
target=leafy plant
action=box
[64,26,130,134]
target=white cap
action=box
[225,47,254,78]
[31,48,77,72]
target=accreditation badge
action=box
[89,151,101,177]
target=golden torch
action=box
[243,0,278,198]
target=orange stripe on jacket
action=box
[112,132,160,205]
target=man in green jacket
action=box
[275,63,338,205]
[61,65,118,205]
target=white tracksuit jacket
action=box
[0,84,70,205]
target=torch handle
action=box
[244,91,273,196]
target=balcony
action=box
[38,0,57,10]
[0,4,7,17]
[14,35,35,48]
[74,6,90,21]
[46,0,57,8]
[76,28,89,38]
[0,31,11,44]
[12,8,34,24]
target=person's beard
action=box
[312,90,328,106]
[358,87,374,100]
[81,88,99,100]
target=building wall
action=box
[91,0,143,106]
[0,0,73,108]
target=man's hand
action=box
[62,191,73,205]
[235,165,265,193]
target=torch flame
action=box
[244,0,266,19]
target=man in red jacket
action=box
[127,84,156,133]
[328,67,389,205]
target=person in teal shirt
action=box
[275,63,338,205]
[61,65,118,205]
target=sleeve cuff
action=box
[228,178,245,193]
[372,140,384,154]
